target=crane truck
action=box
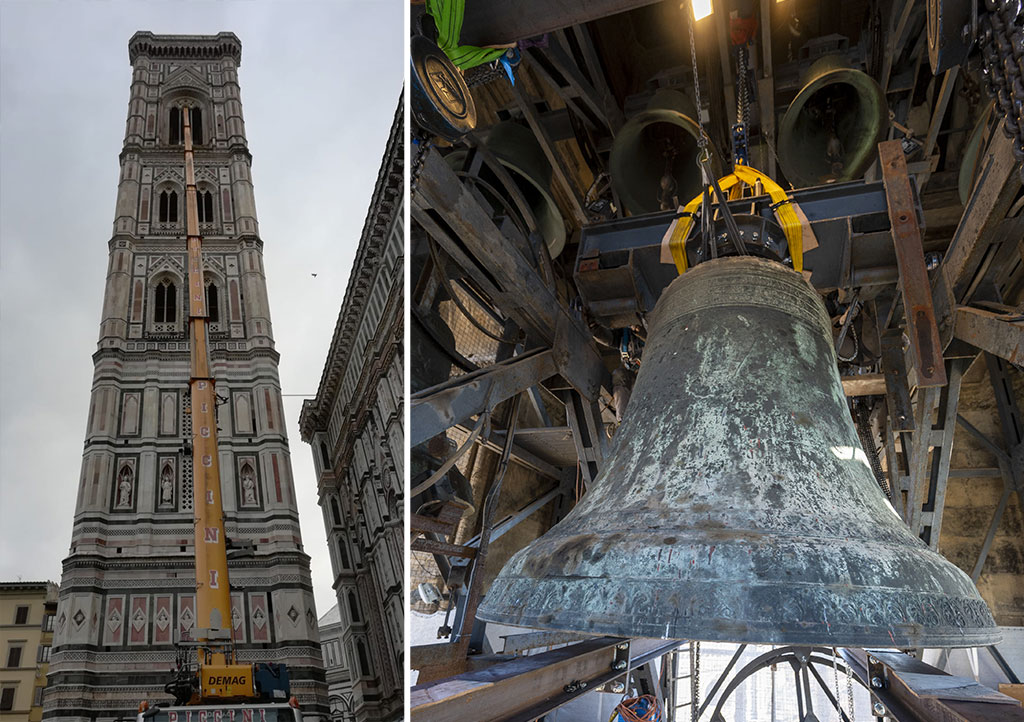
[137,107,300,722]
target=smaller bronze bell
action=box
[777,56,887,188]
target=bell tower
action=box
[44,32,326,719]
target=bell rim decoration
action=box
[478,256,999,648]
[777,56,888,189]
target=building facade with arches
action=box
[299,101,403,722]
[44,32,326,719]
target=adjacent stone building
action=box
[0,582,58,721]
[317,604,354,721]
[299,100,403,722]
[45,32,326,719]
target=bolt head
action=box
[871,676,884,688]
[873,701,886,715]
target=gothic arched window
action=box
[154,279,177,323]
[347,591,360,623]
[331,497,341,526]
[197,191,214,222]
[336,537,349,569]
[158,191,178,223]
[320,441,331,470]
[205,283,219,323]
[190,107,203,145]
[169,107,182,145]
[356,641,371,678]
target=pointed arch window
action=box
[347,591,360,623]
[196,191,214,223]
[336,537,349,569]
[330,497,342,526]
[320,441,331,470]
[205,283,219,323]
[154,279,177,323]
[356,641,371,678]
[158,190,178,223]
[169,107,182,145]
[190,107,203,145]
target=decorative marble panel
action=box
[102,596,125,646]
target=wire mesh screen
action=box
[437,280,504,375]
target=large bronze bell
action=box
[478,257,999,647]
[609,89,718,216]
[447,122,567,258]
[778,56,888,188]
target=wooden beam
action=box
[954,306,1024,366]
[841,373,887,396]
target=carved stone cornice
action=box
[129,31,242,66]
[299,96,404,441]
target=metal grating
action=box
[180,390,193,511]
[437,281,504,376]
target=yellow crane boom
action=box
[183,105,234,658]
[140,105,294,716]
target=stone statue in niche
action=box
[160,465,174,505]
[241,465,257,506]
[116,466,133,508]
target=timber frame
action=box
[409,1,1024,719]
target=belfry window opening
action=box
[196,191,214,223]
[158,190,178,223]
[169,106,202,145]
[168,107,181,145]
[190,107,203,145]
[154,279,177,323]
[205,282,219,323]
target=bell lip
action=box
[475,607,1003,650]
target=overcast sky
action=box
[0,0,402,618]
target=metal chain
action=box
[978,3,1024,178]
[694,641,702,722]
[686,2,709,153]
[836,322,860,362]
[832,648,843,722]
[736,45,750,129]
[410,132,432,192]
[845,653,856,722]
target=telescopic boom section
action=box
[183,106,233,666]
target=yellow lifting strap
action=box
[665,164,803,274]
